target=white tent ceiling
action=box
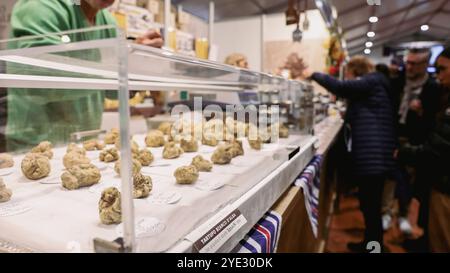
[172,0,450,55]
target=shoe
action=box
[398,217,413,236]
[382,214,392,231]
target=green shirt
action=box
[6,0,117,152]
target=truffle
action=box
[21,153,51,180]
[225,140,244,158]
[66,143,86,156]
[191,155,213,172]
[211,145,233,165]
[99,187,121,225]
[114,159,142,176]
[162,142,184,159]
[61,163,101,190]
[0,178,12,203]
[0,153,14,169]
[145,130,165,147]
[174,165,199,184]
[104,128,119,144]
[180,138,199,153]
[157,122,172,135]
[279,123,289,138]
[83,139,105,151]
[248,137,263,150]
[202,134,218,147]
[99,148,119,163]
[63,152,91,169]
[134,149,154,166]
[133,173,152,199]
[31,141,53,159]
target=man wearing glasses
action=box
[383,48,442,249]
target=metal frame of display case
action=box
[0,26,314,253]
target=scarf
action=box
[398,74,429,124]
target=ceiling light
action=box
[364,48,371,54]
[367,31,375,38]
[365,41,373,48]
[369,16,378,23]
[420,24,429,31]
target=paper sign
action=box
[194,180,225,191]
[0,168,14,176]
[193,209,247,253]
[147,191,182,205]
[116,217,165,238]
[0,202,32,217]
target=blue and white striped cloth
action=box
[236,211,282,253]
[294,155,323,238]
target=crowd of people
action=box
[304,46,450,253]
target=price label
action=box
[147,191,182,205]
[116,217,165,238]
[0,167,14,177]
[194,180,225,191]
[0,202,32,217]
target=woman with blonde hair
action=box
[304,56,397,253]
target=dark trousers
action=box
[388,167,412,217]
[358,174,386,244]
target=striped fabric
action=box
[236,211,282,253]
[294,155,323,238]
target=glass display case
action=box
[0,26,316,253]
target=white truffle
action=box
[83,139,105,151]
[211,145,233,165]
[145,130,165,147]
[180,138,199,153]
[104,128,119,144]
[21,153,51,180]
[99,148,119,163]
[66,143,86,156]
[99,187,121,225]
[31,141,53,159]
[0,153,14,169]
[157,122,172,135]
[174,165,199,184]
[61,163,101,190]
[0,178,12,203]
[63,152,91,169]
[133,173,152,199]
[134,149,154,166]
[191,155,213,172]
[162,142,184,159]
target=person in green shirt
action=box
[6,0,163,152]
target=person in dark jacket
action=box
[399,47,450,252]
[304,56,397,252]
[383,48,442,236]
